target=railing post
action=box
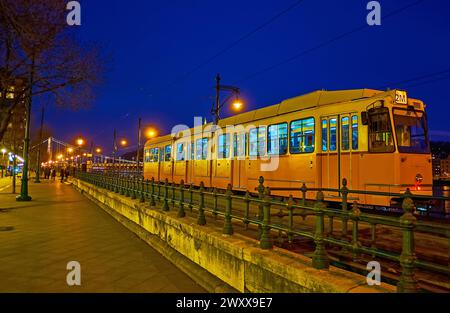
[341,178,349,239]
[131,178,137,200]
[150,177,156,206]
[212,187,218,219]
[397,189,419,293]
[301,183,307,207]
[126,178,131,197]
[197,182,206,226]
[350,201,361,261]
[223,184,233,235]
[163,178,169,211]
[139,178,145,203]
[189,183,194,213]
[178,180,186,218]
[244,191,250,230]
[312,191,329,269]
[171,182,176,208]
[287,194,294,243]
[260,187,273,249]
[120,177,124,195]
[257,176,265,240]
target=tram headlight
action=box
[415,173,423,183]
[415,173,423,191]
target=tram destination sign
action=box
[395,90,408,105]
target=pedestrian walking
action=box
[51,168,56,181]
[65,168,70,180]
[60,168,65,182]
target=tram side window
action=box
[258,127,267,156]
[196,138,209,160]
[146,147,159,162]
[268,123,288,155]
[341,117,350,151]
[290,117,315,154]
[322,120,328,151]
[233,133,246,158]
[191,143,195,160]
[329,118,337,151]
[176,143,185,161]
[249,128,258,157]
[218,134,230,159]
[249,127,266,157]
[352,115,358,150]
[368,108,395,153]
[164,145,172,162]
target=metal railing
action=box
[75,172,450,293]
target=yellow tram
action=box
[143,89,432,207]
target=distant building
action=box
[441,157,450,178]
[432,154,442,178]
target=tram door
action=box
[320,114,359,193]
[232,133,247,190]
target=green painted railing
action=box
[75,171,450,293]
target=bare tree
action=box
[0,0,103,142]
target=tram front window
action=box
[393,109,429,154]
[368,107,395,153]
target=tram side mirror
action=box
[361,111,369,125]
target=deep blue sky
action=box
[38,0,450,154]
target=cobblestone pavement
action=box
[0,179,205,293]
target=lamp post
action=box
[34,106,45,183]
[137,118,142,177]
[76,138,84,172]
[17,54,35,202]
[212,74,243,126]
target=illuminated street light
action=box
[1,148,6,155]
[67,147,74,153]
[95,148,102,154]
[120,139,127,147]
[57,154,63,160]
[232,98,243,112]
[76,138,84,146]
[145,127,158,139]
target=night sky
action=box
[36,0,450,154]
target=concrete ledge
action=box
[73,179,395,293]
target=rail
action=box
[74,172,450,293]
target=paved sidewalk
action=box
[0,180,205,293]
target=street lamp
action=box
[145,127,158,139]
[212,74,244,126]
[1,148,6,178]
[76,138,84,172]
